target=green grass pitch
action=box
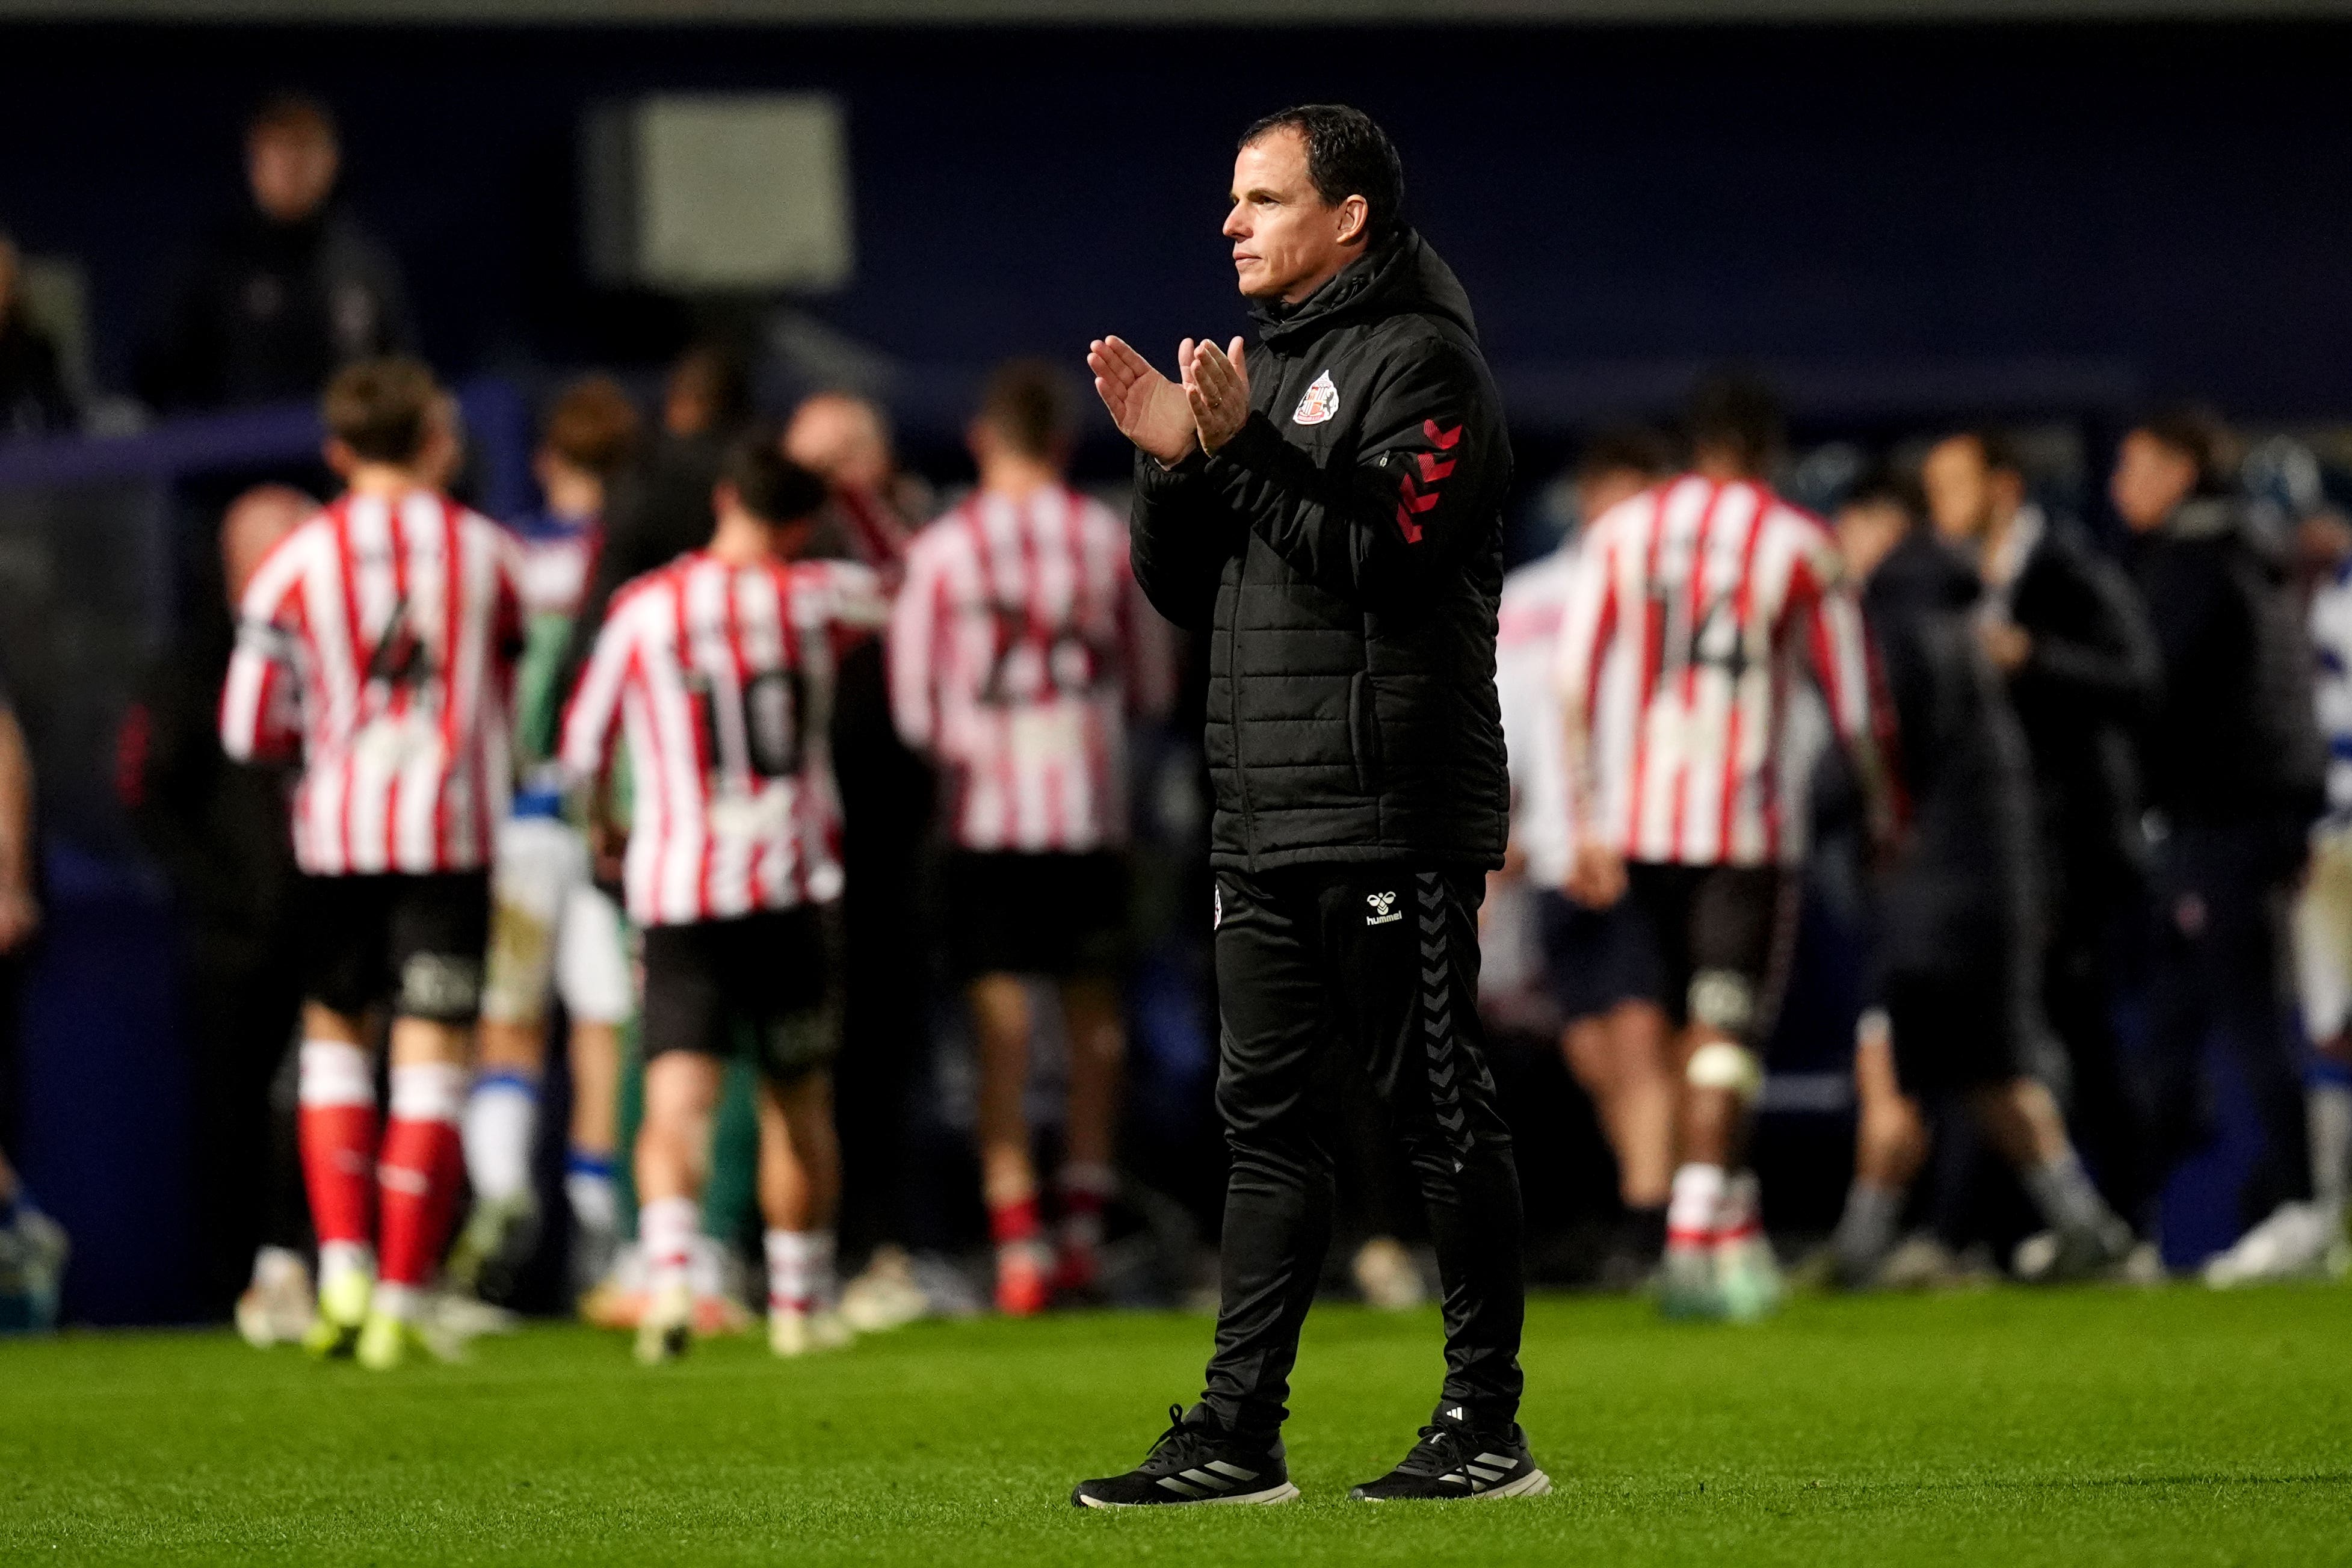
[5,1285,2350,1566]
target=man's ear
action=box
[1336,195,1370,247]
[322,436,357,480]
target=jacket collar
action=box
[1248,229,1479,353]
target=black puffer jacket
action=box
[1130,230,1510,872]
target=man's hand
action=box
[1979,617,2032,674]
[1088,337,1198,466]
[1564,837,1626,910]
[1183,337,1252,455]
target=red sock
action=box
[297,1041,378,1250]
[989,1194,1042,1247]
[377,1064,467,1289]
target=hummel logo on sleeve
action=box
[1366,891,1402,925]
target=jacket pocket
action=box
[1348,670,1381,794]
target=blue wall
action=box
[1,20,2348,425]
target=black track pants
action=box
[1200,864,1526,1437]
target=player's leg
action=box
[1670,866,1789,1322]
[1344,868,1545,1502]
[358,874,490,1369]
[631,921,726,1363]
[2206,829,2352,1285]
[969,971,1045,1314]
[1824,1006,1928,1289]
[1051,853,1129,1300]
[747,907,849,1355]
[1055,972,1123,1299]
[1968,1073,2134,1279]
[1548,888,1676,1280]
[555,881,633,1300]
[758,1070,848,1355]
[453,817,574,1295]
[291,877,388,1357]
[1070,867,1316,1509]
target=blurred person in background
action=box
[137,94,415,414]
[218,357,523,1369]
[560,442,887,1362]
[449,376,641,1307]
[1082,103,1541,1505]
[890,360,1171,1316]
[2205,505,2352,1285]
[779,386,939,1330]
[1491,426,1674,1288]
[1818,471,2135,1290]
[0,679,61,1331]
[2116,410,2326,1253]
[1921,428,2159,1226]
[0,231,77,439]
[1555,372,1897,1323]
[121,484,311,1339]
[783,390,928,584]
[540,344,751,758]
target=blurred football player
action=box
[218,357,523,1368]
[1555,374,1897,1321]
[449,375,641,1305]
[561,440,887,1361]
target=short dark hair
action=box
[1686,369,1784,477]
[1939,425,2024,481]
[721,436,826,526]
[1841,460,1922,522]
[1576,425,1674,487]
[248,91,336,144]
[976,358,1074,461]
[322,356,439,465]
[542,374,641,480]
[1239,103,1406,247]
[667,343,753,437]
[2135,405,2236,497]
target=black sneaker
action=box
[1349,1405,1551,1501]
[1071,1404,1300,1508]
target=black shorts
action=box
[942,851,1128,981]
[1533,888,1662,1023]
[640,906,838,1083]
[1622,862,1794,1043]
[298,872,490,1023]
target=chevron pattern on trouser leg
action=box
[1415,872,1475,1161]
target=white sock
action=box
[2311,1082,2352,1218]
[765,1229,837,1313]
[1667,1163,1725,1251]
[318,1239,375,1290]
[640,1197,698,1295]
[463,1072,539,1206]
[251,1244,307,1293]
[566,1151,617,1235]
[372,1281,419,1323]
[2022,1149,2110,1238]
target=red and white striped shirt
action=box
[220,488,523,877]
[889,485,1173,854]
[1554,475,1881,867]
[559,552,887,926]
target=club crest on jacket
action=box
[1292,371,1340,426]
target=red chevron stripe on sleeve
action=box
[1394,422,1465,542]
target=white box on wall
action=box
[585,92,853,294]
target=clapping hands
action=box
[1087,335,1253,465]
